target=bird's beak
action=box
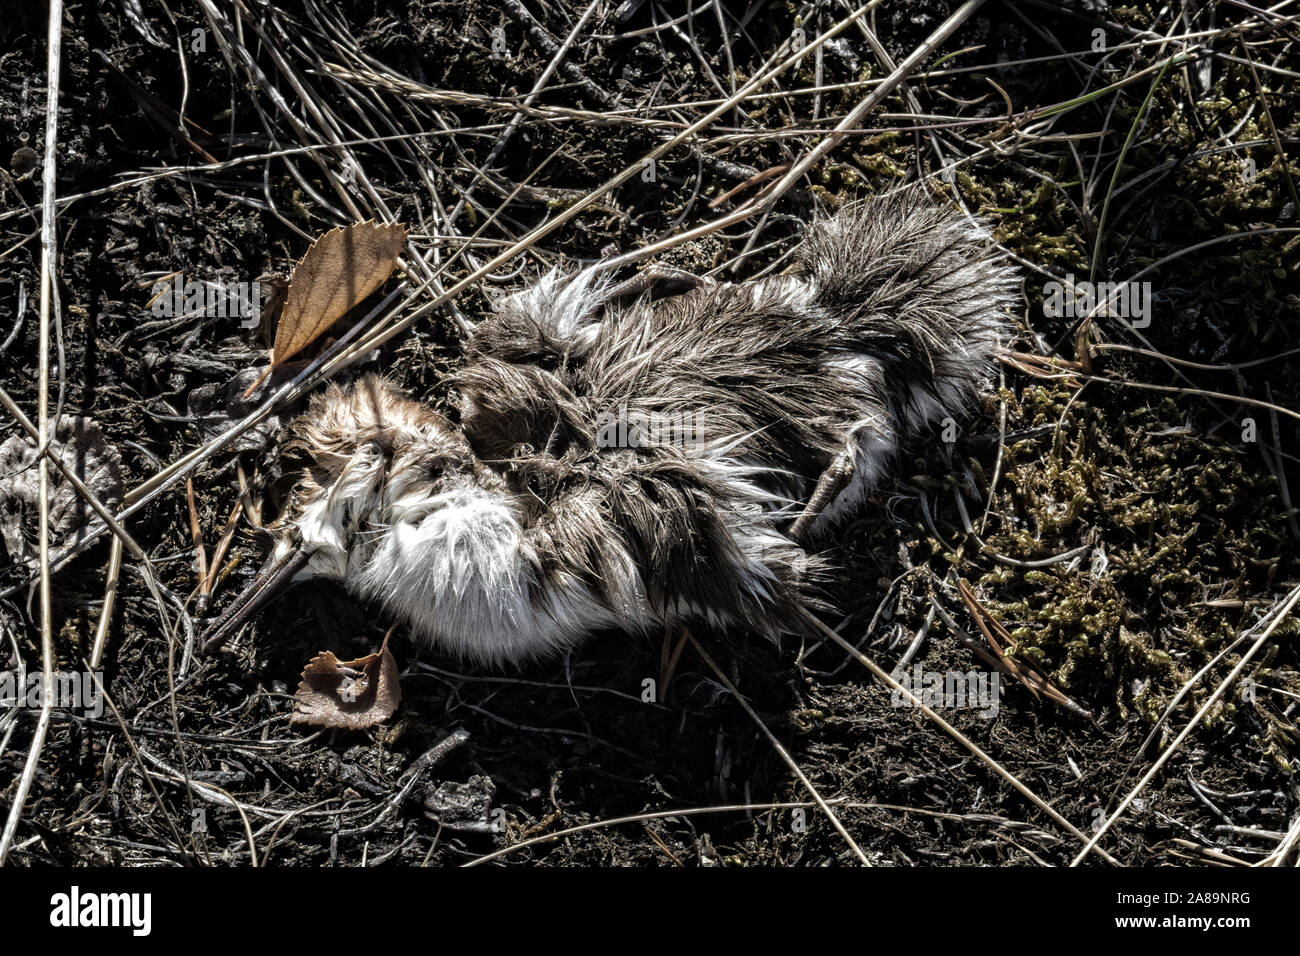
[201,536,311,654]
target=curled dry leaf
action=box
[189,366,284,454]
[291,634,402,730]
[271,219,407,370]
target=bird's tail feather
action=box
[794,191,1019,433]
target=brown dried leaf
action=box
[290,635,402,730]
[271,220,406,369]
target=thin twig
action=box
[1071,584,1300,866]
[688,634,872,865]
[798,607,1120,864]
[0,0,62,865]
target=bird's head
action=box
[201,374,486,652]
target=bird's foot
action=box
[659,626,691,700]
[582,265,712,323]
[789,452,857,542]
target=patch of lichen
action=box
[842,4,1300,774]
[882,14,1300,760]
[964,377,1298,739]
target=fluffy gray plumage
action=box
[207,192,1018,664]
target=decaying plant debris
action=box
[291,634,402,730]
[0,0,1297,867]
[0,416,123,566]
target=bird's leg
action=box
[608,265,710,305]
[788,452,857,543]
[580,265,711,323]
[659,626,691,700]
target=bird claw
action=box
[789,452,857,542]
[582,264,712,323]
